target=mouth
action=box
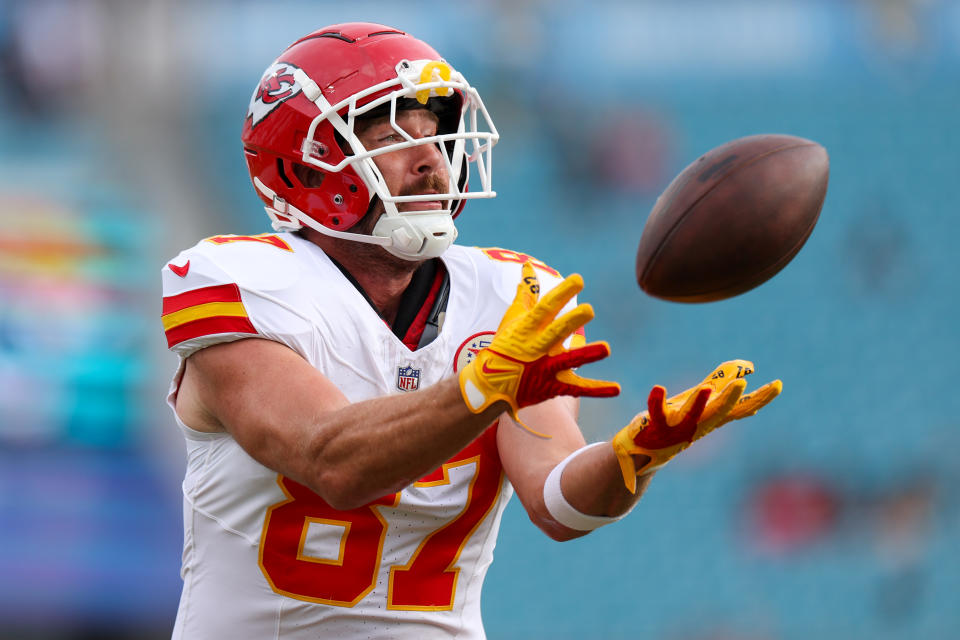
[417,199,444,211]
[398,192,446,212]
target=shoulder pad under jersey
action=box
[160,233,312,357]
[462,245,584,346]
[468,245,566,298]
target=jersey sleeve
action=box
[160,234,314,360]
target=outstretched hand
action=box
[611,360,782,492]
[459,262,620,436]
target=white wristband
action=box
[543,442,632,531]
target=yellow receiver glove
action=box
[459,263,620,435]
[611,360,782,492]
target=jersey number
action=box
[204,233,293,251]
[481,247,560,277]
[258,438,503,610]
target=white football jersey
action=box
[161,233,574,639]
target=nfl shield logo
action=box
[396,365,421,392]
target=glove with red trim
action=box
[612,360,782,492]
[459,263,620,434]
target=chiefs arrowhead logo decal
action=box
[168,260,190,277]
[247,62,303,128]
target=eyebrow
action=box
[357,110,439,139]
[354,115,390,136]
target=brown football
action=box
[636,134,829,302]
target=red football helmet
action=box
[241,23,499,260]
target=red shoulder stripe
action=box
[162,283,243,315]
[164,315,257,348]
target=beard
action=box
[342,172,450,273]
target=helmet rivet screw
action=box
[333,194,344,205]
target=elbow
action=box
[300,434,384,511]
[541,523,590,542]
[528,507,590,542]
[319,490,363,513]
[309,464,409,512]
[518,490,592,541]
[297,431,416,511]
[542,524,588,543]
[307,468,372,512]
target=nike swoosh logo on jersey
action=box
[169,260,190,277]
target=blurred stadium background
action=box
[0,0,958,638]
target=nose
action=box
[411,140,445,176]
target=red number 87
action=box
[258,430,503,610]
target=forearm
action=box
[182,339,504,511]
[497,399,657,541]
[531,440,656,542]
[558,444,655,519]
[305,378,504,509]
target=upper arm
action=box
[497,396,588,538]
[176,337,349,485]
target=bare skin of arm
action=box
[498,397,654,542]
[176,337,508,511]
[177,336,653,533]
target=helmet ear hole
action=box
[292,162,326,188]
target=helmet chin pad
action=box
[372,211,458,260]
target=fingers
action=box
[547,343,620,397]
[547,340,610,371]
[663,386,711,443]
[521,272,584,330]
[647,385,668,424]
[672,383,712,419]
[537,303,595,352]
[502,268,588,347]
[609,365,779,493]
[700,360,754,397]
[683,386,712,425]
[709,378,747,415]
[540,272,584,311]
[499,263,541,328]
[695,378,747,435]
[554,367,621,398]
[727,379,783,420]
[704,360,755,385]
[515,262,540,306]
[667,359,756,410]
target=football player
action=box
[161,22,781,638]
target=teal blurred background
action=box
[0,1,957,638]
